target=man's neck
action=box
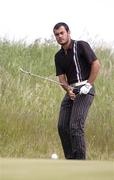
[62,38,72,50]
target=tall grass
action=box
[0,39,113,159]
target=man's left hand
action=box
[79,82,92,95]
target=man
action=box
[53,22,100,160]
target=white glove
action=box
[80,82,92,95]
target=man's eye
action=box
[55,33,59,36]
[55,32,64,36]
[60,32,64,35]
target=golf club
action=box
[20,67,64,86]
[19,68,94,96]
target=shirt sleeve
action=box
[81,41,97,64]
[54,55,65,76]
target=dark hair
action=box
[53,22,70,32]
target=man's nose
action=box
[58,33,62,38]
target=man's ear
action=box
[68,30,71,35]
[67,30,71,37]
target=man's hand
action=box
[67,87,76,100]
[80,82,92,95]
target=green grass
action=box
[0,158,113,180]
[0,39,114,160]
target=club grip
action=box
[73,88,80,95]
[73,88,94,96]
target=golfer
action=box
[53,22,100,159]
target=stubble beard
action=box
[60,37,71,50]
[59,37,70,46]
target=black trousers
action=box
[58,88,94,159]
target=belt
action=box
[70,80,87,87]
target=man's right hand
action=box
[67,87,76,100]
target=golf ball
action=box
[51,153,58,160]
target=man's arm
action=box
[58,74,76,100]
[87,59,100,85]
[80,59,100,95]
[58,74,69,92]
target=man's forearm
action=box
[88,59,100,85]
[60,80,72,93]
[58,74,72,93]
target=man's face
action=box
[53,26,70,45]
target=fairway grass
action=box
[0,158,113,180]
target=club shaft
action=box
[19,68,94,96]
[20,68,66,86]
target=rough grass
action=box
[0,39,114,160]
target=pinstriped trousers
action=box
[58,88,94,159]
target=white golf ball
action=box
[51,153,58,160]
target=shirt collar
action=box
[61,39,74,52]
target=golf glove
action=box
[80,82,92,95]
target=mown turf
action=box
[0,158,113,180]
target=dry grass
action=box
[0,40,114,159]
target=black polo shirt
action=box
[54,40,97,84]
